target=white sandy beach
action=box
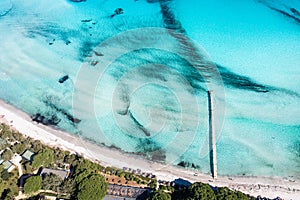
[0,99,299,200]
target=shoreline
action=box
[0,99,299,199]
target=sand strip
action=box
[0,99,299,199]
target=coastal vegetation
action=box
[147,190,171,200]
[0,123,268,200]
[32,149,55,168]
[0,167,18,199]
[76,174,107,200]
[146,182,255,200]
[24,176,42,194]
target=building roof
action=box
[11,154,22,163]
[40,168,68,180]
[104,195,135,200]
[7,165,15,173]
[21,149,35,161]
[106,184,150,200]
[2,160,12,169]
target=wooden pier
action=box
[208,90,217,179]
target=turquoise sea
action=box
[0,0,299,177]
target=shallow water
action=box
[0,0,299,177]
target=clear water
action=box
[0,0,299,177]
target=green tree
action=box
[147,190,171,200]
[23,162,33,174]
[215,187,239,200]
[76,174,107,200]
[1,149,13,160]
[74,169,91,184]
[148,180,157,188]
[0,165,3,174]
[76,159,99,173]
[0,138,8,150]
[0,124,12,139]
[24,176,42,194]
[30,140,44,152]
[1,188,14,200]
[171,189,188,200]
[42,173,63,192]
[53,148,65,163]
[187,182,216,200]
[11,142,28,154]
[32,149,54,168]
[60,178,76,195]
[0,171,12,181]
[11,130,24,142]
[64,153,79,166]
[236,190,252,200]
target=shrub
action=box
[76,174,107,200]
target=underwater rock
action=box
[69,0,86,2]
[67,115,81,124]
[48,39,55,45]
[0,0,13,17]
[43,97,81,125]
[65,40,71,45]
[129,111,150,136]
[115,8,124,15]
[290,8,300,16]
[79,41,97,61]
[159,0,185,32]
[93,51,104,56]
[147,0,159,3]
[58,75,69,83]
[177,161,186,167]
[81,19,92,22]
[90,60,99,66]
[217,64,271,93]
[150,150,166,162]
[32,113,61,126]
[111,8,124,18]
[177,161,200,169]
[258,1,300,24]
